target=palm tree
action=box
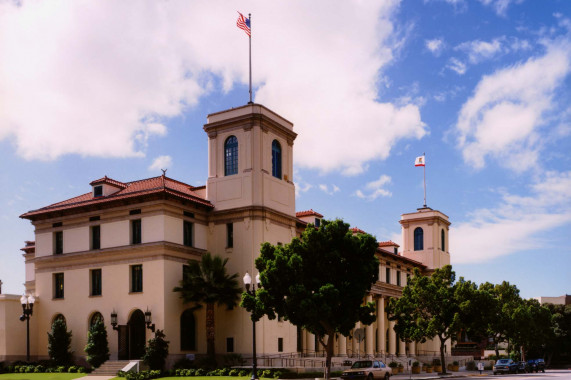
[174,252,241,358]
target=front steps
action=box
[89,360,131,376]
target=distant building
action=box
[0,104,451,364]
[537,295,571,305]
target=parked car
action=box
[516,361,529,373]
[341,360,392,380]
[527,358,546,373]
[493,358,518,375]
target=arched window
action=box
[271,140,282,179]
[90,312,103,327]
[52,313,66,326]
[224,136,238,176]
[414,227,423,251]
[180,309,196,351]
[441,229,445,251]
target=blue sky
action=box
[1,0,570,299]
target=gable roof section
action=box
[21,175,213,220]
[296,209,323,218]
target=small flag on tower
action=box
[237,12,251,37]
[415,156,425,167]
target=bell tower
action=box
[400,207,450,270]
[203,104,297,216]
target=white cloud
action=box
[148,155,172,172]
[447,57,467,75]
[451,171,571,263]
[425,38,445,56]
[354,174,392,200]
[478,0,519,16]
[319,184,340,196]
[0,0,426,175]
[455,40,571,171]
[456,38,504,63]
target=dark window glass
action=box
[414,227,424,251]
[91,225,101,250]
[90,312,103,327]
[91,269,102,296]
[181,309,196,350]
[278,337,283,352]
[94,185,103,197]
[441,229,445,251]
[131,219,141,244]
[394,247,398,255]
[272,140,282,179]
[385,268,390,284]
[226,337,234,353]
[54,273,64,299]
[224,136,238,176]
[183,221,193,247]
[54,231,63,254]
[131,265,143,292]
[227,223,233,248]
[315,218,321,227]
[397,271,401,287]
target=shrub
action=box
[223,353,245,367]
[56,366,67,373]
[85,319,110,369]
[229,369,240,376]
[452,361,459,366]
[173,358,195,370]
[195,368,207,376]
[412,361,419,367]
[142,330,169,371]
[432,358,441,366]
[48,319,73,366]
[466,361,476,371]
[239,369,251,376]
[388,361,398,368]
[68,366,78,373]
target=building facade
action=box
[0,104,450,364]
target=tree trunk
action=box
[439,337,447,375]
[323,334,335,380]
[495,340,500,358]
[206,302,215,357]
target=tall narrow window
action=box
[91,225,101,250]
[131,264,143,293]
[396,271,401,287]
[441,229,445,251]
[278,337,284,352]
[272,140,282,179]
[224,136,238,176]
[90,269,102,296]
[414,227,424,251]
[385,268,391,284]
[131,219,141,244]
[181,309,196,350]
[93,185,103,197]
[183,221,193,247]
[226,223,233,248]
[226,337,234,353]
[315,218,321,227]
[54,231,63,254]
[54,273,64,299]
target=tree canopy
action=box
[242,219,379,379]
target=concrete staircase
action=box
[89,360,130,376]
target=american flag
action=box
[237,12,251,37]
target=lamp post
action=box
[243,272,261,380]
[19,294,35,362]
[144,308,156,333]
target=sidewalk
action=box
[389,369,492,379]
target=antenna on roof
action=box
[161,169,167,177]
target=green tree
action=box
[47,318,73,365]
[242,219,379,379]
[173,252,241,358]
[543,303,571,365]
[387,265,462,375]
[142,330,169,371]
[84,318,110,368]
[511,298,553,360]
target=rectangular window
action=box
[54,273,64,299]
[54,231,63,254]
[315,218,321,227]
[183,221,193,247]
[91,269,102,296]
[93,185,103,197]
[131,264,143,293]
[91,225,101,250]
[394,247,398,255]
[226,337,234,353]
[397,271,401,287]
[226,223,233,248]
[131,219,141,244]
[278,337,284,352]
[385,268,391,284]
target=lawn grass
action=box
[159,378,252,380]
[0,374,87,380]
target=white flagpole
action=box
[423,152,427,208]
[248,13,252,104]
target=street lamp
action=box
[243,272,261,380]
[110,310,119,331]
[144,308,156,332]
[19,294,35,362]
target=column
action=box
[389,320,396,355]
[307,331,315,352]
[377,297,386,355]
[339,334,347,356]
[365,295,374,356]
[399,340,406,357]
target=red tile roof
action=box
[350,227,367,234]
[378,240,399,247]
[21,175,212,219]
[296,209,323,218]
[90,176,128,189]
[21,241,35,253]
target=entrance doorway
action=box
[118,309,146,359]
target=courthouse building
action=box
[0,104,451,364]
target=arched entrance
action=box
[128,309,146,359]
